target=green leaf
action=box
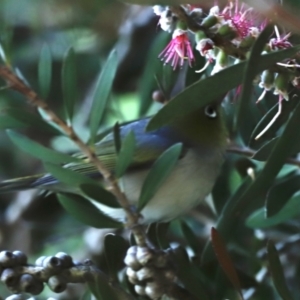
[62,47,77,122]
[44,162,97,186]
[147,46,300,131]
[252,138,278,161]
[138,143,182,210]
[211,228,243,300]
[266,175,300,217]
[249,98,299,146]
[267,240,294,300]
[0,108,59,134]
[0,113,25,129]
[80,183,120,208]
[115,131,136,178]
[180,221,200,255]
[38,44,52,99]
[7,130,79,164]
[104,234,128,280]
[80,290,92,300]
[139,31,170,115]
[89,49,118,144]
[172,246,209,300]
[58,193,122,229]
[246,194,300,228]
[202,101,300,263]
[235,25,273,132]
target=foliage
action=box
[0,0,300,300]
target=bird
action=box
[0,102,228,224]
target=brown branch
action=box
[0,66,147,247]
[227,144,300,167]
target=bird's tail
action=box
[0,174,45,193]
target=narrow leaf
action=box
[267,240,294,300]
[139,31,169,115]
[80,183,120,208]
[7,130,80,164]
[89,49,118,143]
[180,221,200,255]
[203,102,300,263]
[211,227,243,300]
[246,194,300,228]
[115,131,136,178]
[38,44,52,99]
[58,193,121,228]
[235,25,273,131]
[138,143,182,210]
[147,46,300,131]
[0,108,59,134]
[249,99,298,147]
[80,290,92,300]
[172,246,209,300]
[104,234,128,280]
[266,175,300,217]
[252,138,278,161]
[62,47,76,122]
[87,270,121,300]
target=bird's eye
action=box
[204,105,217,119]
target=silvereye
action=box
[0,102,227,224]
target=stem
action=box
[0,66,147,247]
[227,143,300,167]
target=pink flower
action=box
[221,1,255,38]
[269,26,292,50]
[159,29,195,70]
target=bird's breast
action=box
[90,148,224,224]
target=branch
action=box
[0,66,147,247]
[227,144,300,167]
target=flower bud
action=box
[274,72,290,100]
[145,282,165,299]
[136,267,154,281]
[124,253,141,271]
[200,15,218,29]
[42,256,62,270]
[211,50,228,75]
[136,247,154,266]
[239,35,256,51]
[134,285,146,296]
[1,268,19,288]
[195,38,214,57]
[19,274,44,295]
[126,267,139,284]
[259,70,275,91]
[55,252,73,268]
[217,23,237,40]
[12,251,27,266]
[189,8,203,20]
[0,251,17,267]
[35,256,47,267]
[48,275,67,293]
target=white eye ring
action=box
[205,105,217,119]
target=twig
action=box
[0,66,147,247]
[227,144,300,167]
